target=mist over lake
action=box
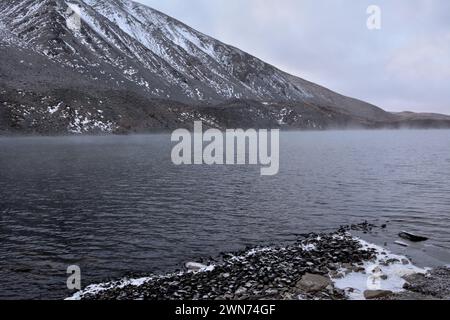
[1,130,450,299]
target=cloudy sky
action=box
[138,0,450,114]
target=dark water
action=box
[1,130,449,299]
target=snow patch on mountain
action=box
[67,109,117,133]
[66,3,82,32]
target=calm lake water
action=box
[1,130,450,299]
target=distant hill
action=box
[1,0,449,134]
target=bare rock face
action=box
[295,273,333,293]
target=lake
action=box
[0,130,449,299]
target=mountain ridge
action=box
[0,0,449,134]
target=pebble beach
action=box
[68,223,450,300]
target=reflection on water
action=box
[0,130,449,299]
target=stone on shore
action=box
[295,273,332,293]
[364,290,393,300]
[394,241,409,247]
[399,232,429,242]
[185,262,208,272]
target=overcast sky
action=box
[138,0,450,114]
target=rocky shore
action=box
[69,223,448,300]
[388,268,450,300]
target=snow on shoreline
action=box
[332,238,428,300]
[66,267,215,301]
[67,276,154,300]
[66,235,429,301]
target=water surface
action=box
[0,130,449,299]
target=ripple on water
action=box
[0,130,449,299]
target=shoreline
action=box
[68,223,449,300]
[2,127,450,138]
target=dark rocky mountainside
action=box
[0,0,449,134]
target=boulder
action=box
[296,273,332,293]
[364,290,393,300]
[399,231,429,242]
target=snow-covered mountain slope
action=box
[0,0,448,134]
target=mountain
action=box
[0,0,449,134]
